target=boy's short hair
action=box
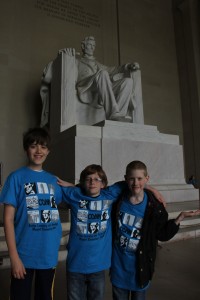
[23,127,51,151]
[126,160,148,177]
[80,164,108,187]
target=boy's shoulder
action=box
[145,190,166,212]
[40,169,57,179]
[101,181,126,193]
[6,167,56,181]
[65,185,85,195]
[7,166,28,178]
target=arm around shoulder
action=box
[145,185,166,207]
[57,177,75,187]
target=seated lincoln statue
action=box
[40,36,144,129]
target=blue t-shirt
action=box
[111,192,149,291]
[62,182,125,273]
[0,167,62,269]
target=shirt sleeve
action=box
[61,186,77,204]
[104,181,127,200]
[0,173,18,207]
[155,203,180,241]
[55,183,63,205]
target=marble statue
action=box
[40,36,144,128]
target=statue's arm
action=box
[41,61,53,84]
[106,62,140,81]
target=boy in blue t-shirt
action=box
[110,160,200,300]
[0,128,63,300]
[59,164,165,300]
[60,164,124,300]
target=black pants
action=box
[10,268,56,300]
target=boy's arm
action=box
[145,185,166,207]
[156,207,200,241]
[174,209,200,225]
[4,204,26,279]
[57,177,75,187]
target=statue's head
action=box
[81,36,96,56]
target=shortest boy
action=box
[60,164,124,300]
[110,160,200,300]
[0,128,63,300]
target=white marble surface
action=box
[95,121,179,144]
[101,139,185,184]
[151,186,199,203]
[75,136,102,182]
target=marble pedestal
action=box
[46,121,198,203]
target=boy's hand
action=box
[145,185,167,207]
[175,209,200,225]
[11,256,26,279]
[57,177,74,187]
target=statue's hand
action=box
[127,62,140,71]
[58,48,76,56]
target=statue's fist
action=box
[128,62,140,71]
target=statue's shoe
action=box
[110,113,132,122]
[109,112,125,121]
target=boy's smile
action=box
[83,172,105,197]
[27,143,49,170]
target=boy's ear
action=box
[101,182,106,189]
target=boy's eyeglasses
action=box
[85,178,102,183]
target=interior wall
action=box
[172,0,200,183]
[117,0,182,138]
[0,0,184,183]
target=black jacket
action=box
[136,190,179,287]
[112,189,180,288]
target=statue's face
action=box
[83,40,96,56]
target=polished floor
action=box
[0,238,200,300]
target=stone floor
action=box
[0,237,200,300]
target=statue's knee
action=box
[99,69,109,79]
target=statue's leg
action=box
[95,70,122,119]
[112,78,133,118]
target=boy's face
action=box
[83,172,105,197]
[125,169,149,197]
[26,142,49,170]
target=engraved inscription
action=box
[35,0,101,28]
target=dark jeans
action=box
[112,285,146,300]
[10,268,56,300]
[67,270,105,300]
